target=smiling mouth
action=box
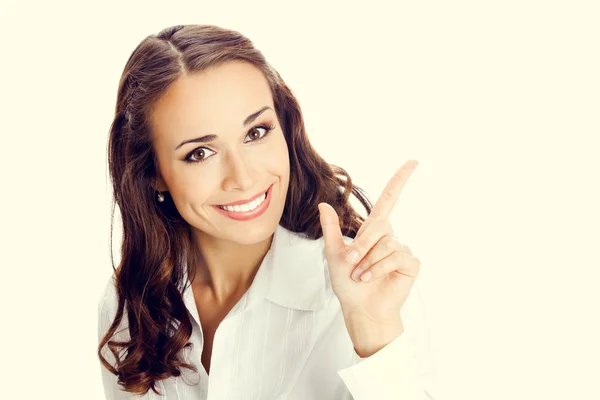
[215,185,271,211]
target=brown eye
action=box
[192,149,205,160]
[185,147,216,164]
[244,125,273,143]
[249,127,263,140]
[249,129,260,139]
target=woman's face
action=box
[149,60,290,245]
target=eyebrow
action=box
[174,106,273,150]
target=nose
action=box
[222,149,255,192]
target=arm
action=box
[336,280,440,399]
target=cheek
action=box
[171,166,216,203]
[269,132,290,174]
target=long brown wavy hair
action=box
[98,24,374,396]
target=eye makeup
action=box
[183,121,276,164]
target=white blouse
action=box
[98,224,439,399]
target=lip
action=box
[212,184,273,221]
[217,186,270,207]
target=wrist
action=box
[343,314,404,358]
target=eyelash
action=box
[183,122,276,164]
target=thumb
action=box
[318,203,346,259]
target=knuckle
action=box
[412,257,421,277]
[369,263,382,277]
[383,236,396,252]
[394,251,405,264]
[372,228,386,241]
[353,240,366,255]
[359,255,372,269]
[381,189,394,202]
[383,219,393,231]
[392,239,410,254]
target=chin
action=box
[220,215,283,245]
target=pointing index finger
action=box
[369,160,418,220]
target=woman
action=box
[97,24,438,399]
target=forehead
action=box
[150,61,274,141]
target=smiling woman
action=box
[97,24,438,400]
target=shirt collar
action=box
[263,224,330,311]
[181,224,330,326]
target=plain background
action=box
[1,1,598,399]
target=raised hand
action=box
[318,160,421,355]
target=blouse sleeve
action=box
[336,280,440,399]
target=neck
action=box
[190,230,273,304]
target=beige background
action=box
[1,0,598,399]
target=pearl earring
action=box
[157,192,165,202]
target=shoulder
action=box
[98,273,118,316]
[97,273,122,341]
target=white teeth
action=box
[218,192,266,212]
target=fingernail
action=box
[346,250,359,264]
[360,271,372,282]
[351,268,363,281]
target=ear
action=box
[152,175,168,192]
